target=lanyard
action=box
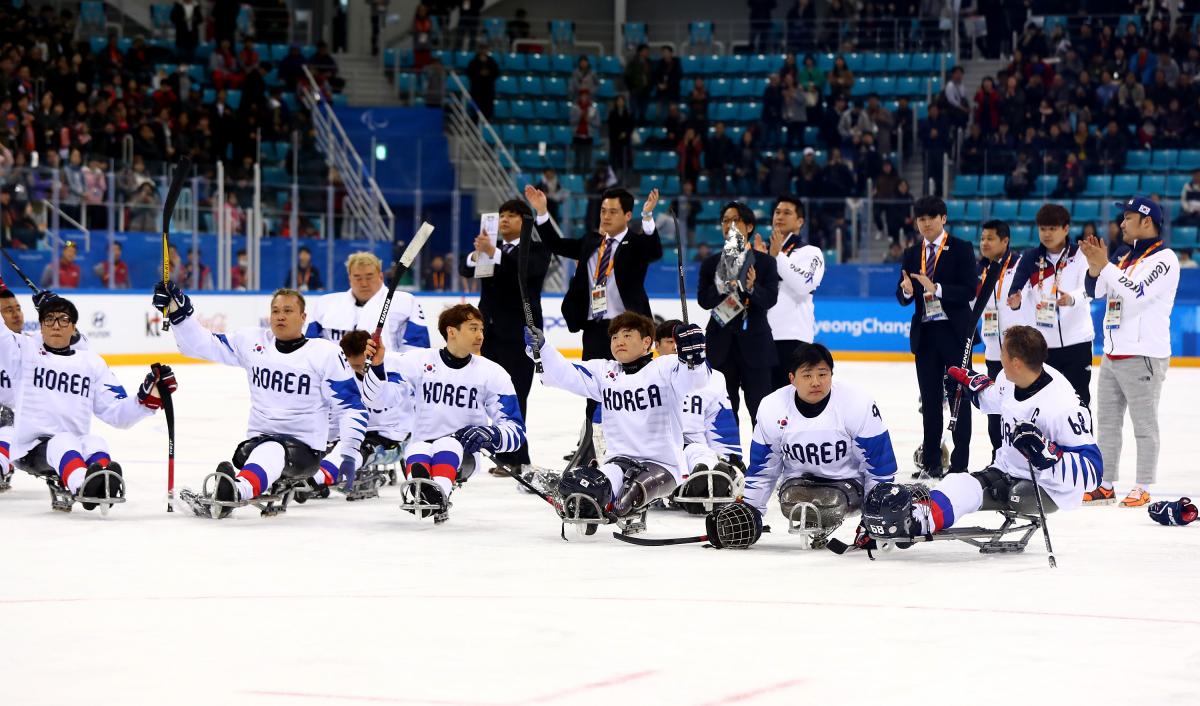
[920,236,946,277]
[593,236,617,280]
[1118,240,1163,275]
[981,253,1012,303]
[1038,250,1068,297]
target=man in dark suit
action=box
[896,196,979,478]
[525,184,663,458]
[698,201,780,425]
[460,199,550,472]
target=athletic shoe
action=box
[1082,485,1116,505]
[1120,487,1151,508]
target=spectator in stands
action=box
[693,242,711,263]
[763,150,793,196]
[865,93,893,154]
[1175,170,1200,226]
[288,246,323,291]
[796,54,824,92]
[171,0,203,64]
[279,45,307,90]
[1117,71,1144,124]
[837,99,875,149]
[1161,96,1187,147]
[1006,150,1034,199]
[918,103,949,195]
[569,56,598,102]
[455,0,483,52]
[1053,152,1085,199]
[185,249,215,290]
[607,95,633,178]
[570,90,600,172]
[761,73,784,149]
[308,41,343,92]
[781,74,808,149]
[465,45,500,119]
[826,55,853,101]
[705,121,734,194]
[231,249,248,290]
[732,129,760,195]
[820,147,856,211]
[960,123,986,174]
[654,46,682,115]
[413,4,434,69]
[883,240,903,263]
[93,241,130,289]
[974,77,1000,134]
[678,127,703,185]
[508,8,531,44]
[127,181,160,232]
[943,66,969,128]
[1096,120,1127,174]
[536,167,569,223]
[82,157,107,229]
[422,55,447,107]
[209,40,242,91]
[672,180,701,248]
[239,40,261,72]
[221,192,246,235]
[41,240,80,289]
[794,146,819,198]
[624,44,654,125]
[686,78,709,134]
[1,186,40,250]
[661,103,687,149]
[748,0,777,54]
[424,254,451,291]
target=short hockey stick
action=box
[1025,460,1057,568]
[160,156,191,332]
[370,222,435,362]
[1,248,40,293]
[159,372,176,513]
[517,215,542,374]
[668,206,694,370]
[948,259,1003,433]
[613,532,707,546]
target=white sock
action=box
[1100,481,1113,490]
[433,476,453,496]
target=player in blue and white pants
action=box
[360,304,526,515]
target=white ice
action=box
[2,360,1199,706]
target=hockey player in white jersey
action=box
[653,319,742,513]
[155,282,368,518]
[305,251,430,352]
[865,325,1102,546]
[0,288,24,429]
[0,296,173,512]
[741,342,898,547]
[527,311,709,534]
[360,304,526,522]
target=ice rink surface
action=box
[3,360,1199,706]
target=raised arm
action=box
[153,282,245,366]
[526,184,584,260]
[322,349,368,457]
[92,362,158,429]
[530,329,604,401]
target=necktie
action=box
[925,243,936,275]
[593,237,616,320]
[502,242,515,255]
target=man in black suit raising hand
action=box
[896,196,979,478]
[525,184,663,460]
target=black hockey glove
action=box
[152,280,194,325]
[33,288,59,310]
[673,323,706,366]
[138,364,177,410]
[1148,497,1198,526]
[455,425,502,454]
[944,366,993,408]
[1011,421,1061,471]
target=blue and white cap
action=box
[1113,195,1163,228]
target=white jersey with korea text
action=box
[305,287,430,353]
[976,365,1102,510]
[0,330,91,412]
[768,238,824,342]
[360,347,525,451]
[172,317,368,453]
[744,381,898,515]
[538,344,710,480]
[677,362,741,458]
[0,331,153,460]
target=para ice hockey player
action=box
[865,325,1102,545]
[155,282,367,518]
[360,304,526,522]
[0,295,174,511]
[304,251,430,352]
[653,318,742,513]
[741,342,898,547]
[527,311,709,533]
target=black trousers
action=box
[914,324,972,471]
[483,336,533,466]
[717,336,774,427]
[1046,341,1092,408]
[985,359,1003,455]
[771,339,803,391]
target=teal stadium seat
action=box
[1082,175,1110,198]
[1111,174,1140,196]
[978,174,1005,196]
[1125,150,1152,171]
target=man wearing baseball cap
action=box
[1079,196,1180,507]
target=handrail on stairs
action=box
[444,70,522,207]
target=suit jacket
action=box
[535,217,663,332]
[698,250,780,368]
[894,234,978,353]
[460,239,550,345]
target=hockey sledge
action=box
[862,511,1042,556]
[397,476,453,523]
[21,466,125,516]
[787,501,841,550]
[176,472,306,519]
